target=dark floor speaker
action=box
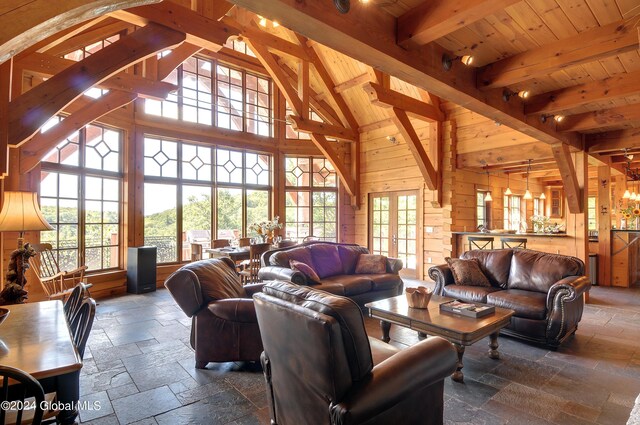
[127,246,157,294]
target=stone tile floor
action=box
[79,282,640,424]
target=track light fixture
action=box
[502,89,530,102]
[442,53,474,71]
[540,114,565,123]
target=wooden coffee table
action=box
[366,294,514,383]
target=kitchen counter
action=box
[452,231,569,237]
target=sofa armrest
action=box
[329,337,457,425]
[164,269,203,317]
[207,299,257,323]
[546,275,591,311]
[258,266,308,285]
[428,264,454,295]
[385,257,403,274]
[243,283,265,297]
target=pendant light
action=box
[505,172,512,195]
[485,169,493,202]
[523,159,533,200]
[632,180,638,201]
[539,192,546,200]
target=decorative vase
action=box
[637,217,640,231]
[621,217,627,230]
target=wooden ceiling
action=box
[3,0,640,193]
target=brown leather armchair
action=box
[253,281,457,425]
[164,258,263,368]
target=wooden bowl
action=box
[405,287,433,309]
[0,308,9,326]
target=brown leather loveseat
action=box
[257,241,403,306]
[164,258,263,368]
[254,280,457,425]
[428,249,591,347]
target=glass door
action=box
[369,191,420,278]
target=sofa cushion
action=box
[319,275,373,296]
[446,257,491,287]
[367,273,403,291]
[443,285,501,303]
[355,254,387,274]
[270,246,315,269]
[309,244,344,278]
[338,245,368,274]
[486,289,547,320]
[508,250,584,293]
[181,258,245,303]
[262,280,373,382]
[290,260,320,283]
[461,249,513,289]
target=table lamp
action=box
[0,191,53,304]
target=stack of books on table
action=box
[440,300,495,318]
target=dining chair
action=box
[239,243,271,285]
[468,236,494,251]
[238,237,251,247]
[69,298,97,359]
[212,239,230,248]
[276,239,297,248]
[501,237,527,249]
[28,243,90,301]
[63,283,88,324]
[190,243,203,262]
[0,365,46,425]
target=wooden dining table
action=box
[0,300,82,424]
[205,246,252,262]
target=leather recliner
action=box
[429,249,591,348]
[253,280,458,425]
[164,258,263,368]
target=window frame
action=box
[503,194,523,232]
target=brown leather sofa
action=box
[258,241,403,306]
[164,258,263,368]
[253,280,457,425]
[428,249,591,347]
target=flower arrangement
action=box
[249,216,283,241]
[619,204,640,229]
[530,215,550,233]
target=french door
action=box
[369,190,421,278]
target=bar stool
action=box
[468,236,494,251]
[501,237,527,249]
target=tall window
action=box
[503,195,522,231]
[145,57,272,137]
[587,196,597,231]
[285,156,338,241]
[534,197,545,216]
[143,136,272,263]
[40,118,122,272]
[285,103,323,140]
[476,190,488,227]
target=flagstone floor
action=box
[78,281,640,424]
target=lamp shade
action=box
[0,191,53,232]
[539,192,546,200]
[523,190,533,200]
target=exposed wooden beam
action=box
[363,82,444,122]
[552,143,582,213]
[19,90,137,174]
[18,17,110,58]
[526,70,640,115]
[110,1,238,52]
[358,117,396,133]
[397,0,521,48]
[157,43,202,80]
[310,134,356,196]
[457,143,554,168]
[586,129,640,153]
[558,103,640,132]
[478,18,640,89]
[227,0,582,151]
[298,60,309,119]
[0,59,11,178]
[334,72,371,94]
[17,52,177,99]
[8,23,185,147]
[288,116,357,142]
[44,19,132,57]
[393,108,437,190]
[0,0,160,64]
[192,0,234,20]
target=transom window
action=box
[39,118,122,272]
[145,57,272,137]
[143,136,272,263]
[284,156,338,242]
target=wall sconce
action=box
[442,53,474,71]
[541,114,565,123]
[601,179,608,188]
[502,89,530,102]
[601,206,608,215]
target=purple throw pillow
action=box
[290,260,320,283]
